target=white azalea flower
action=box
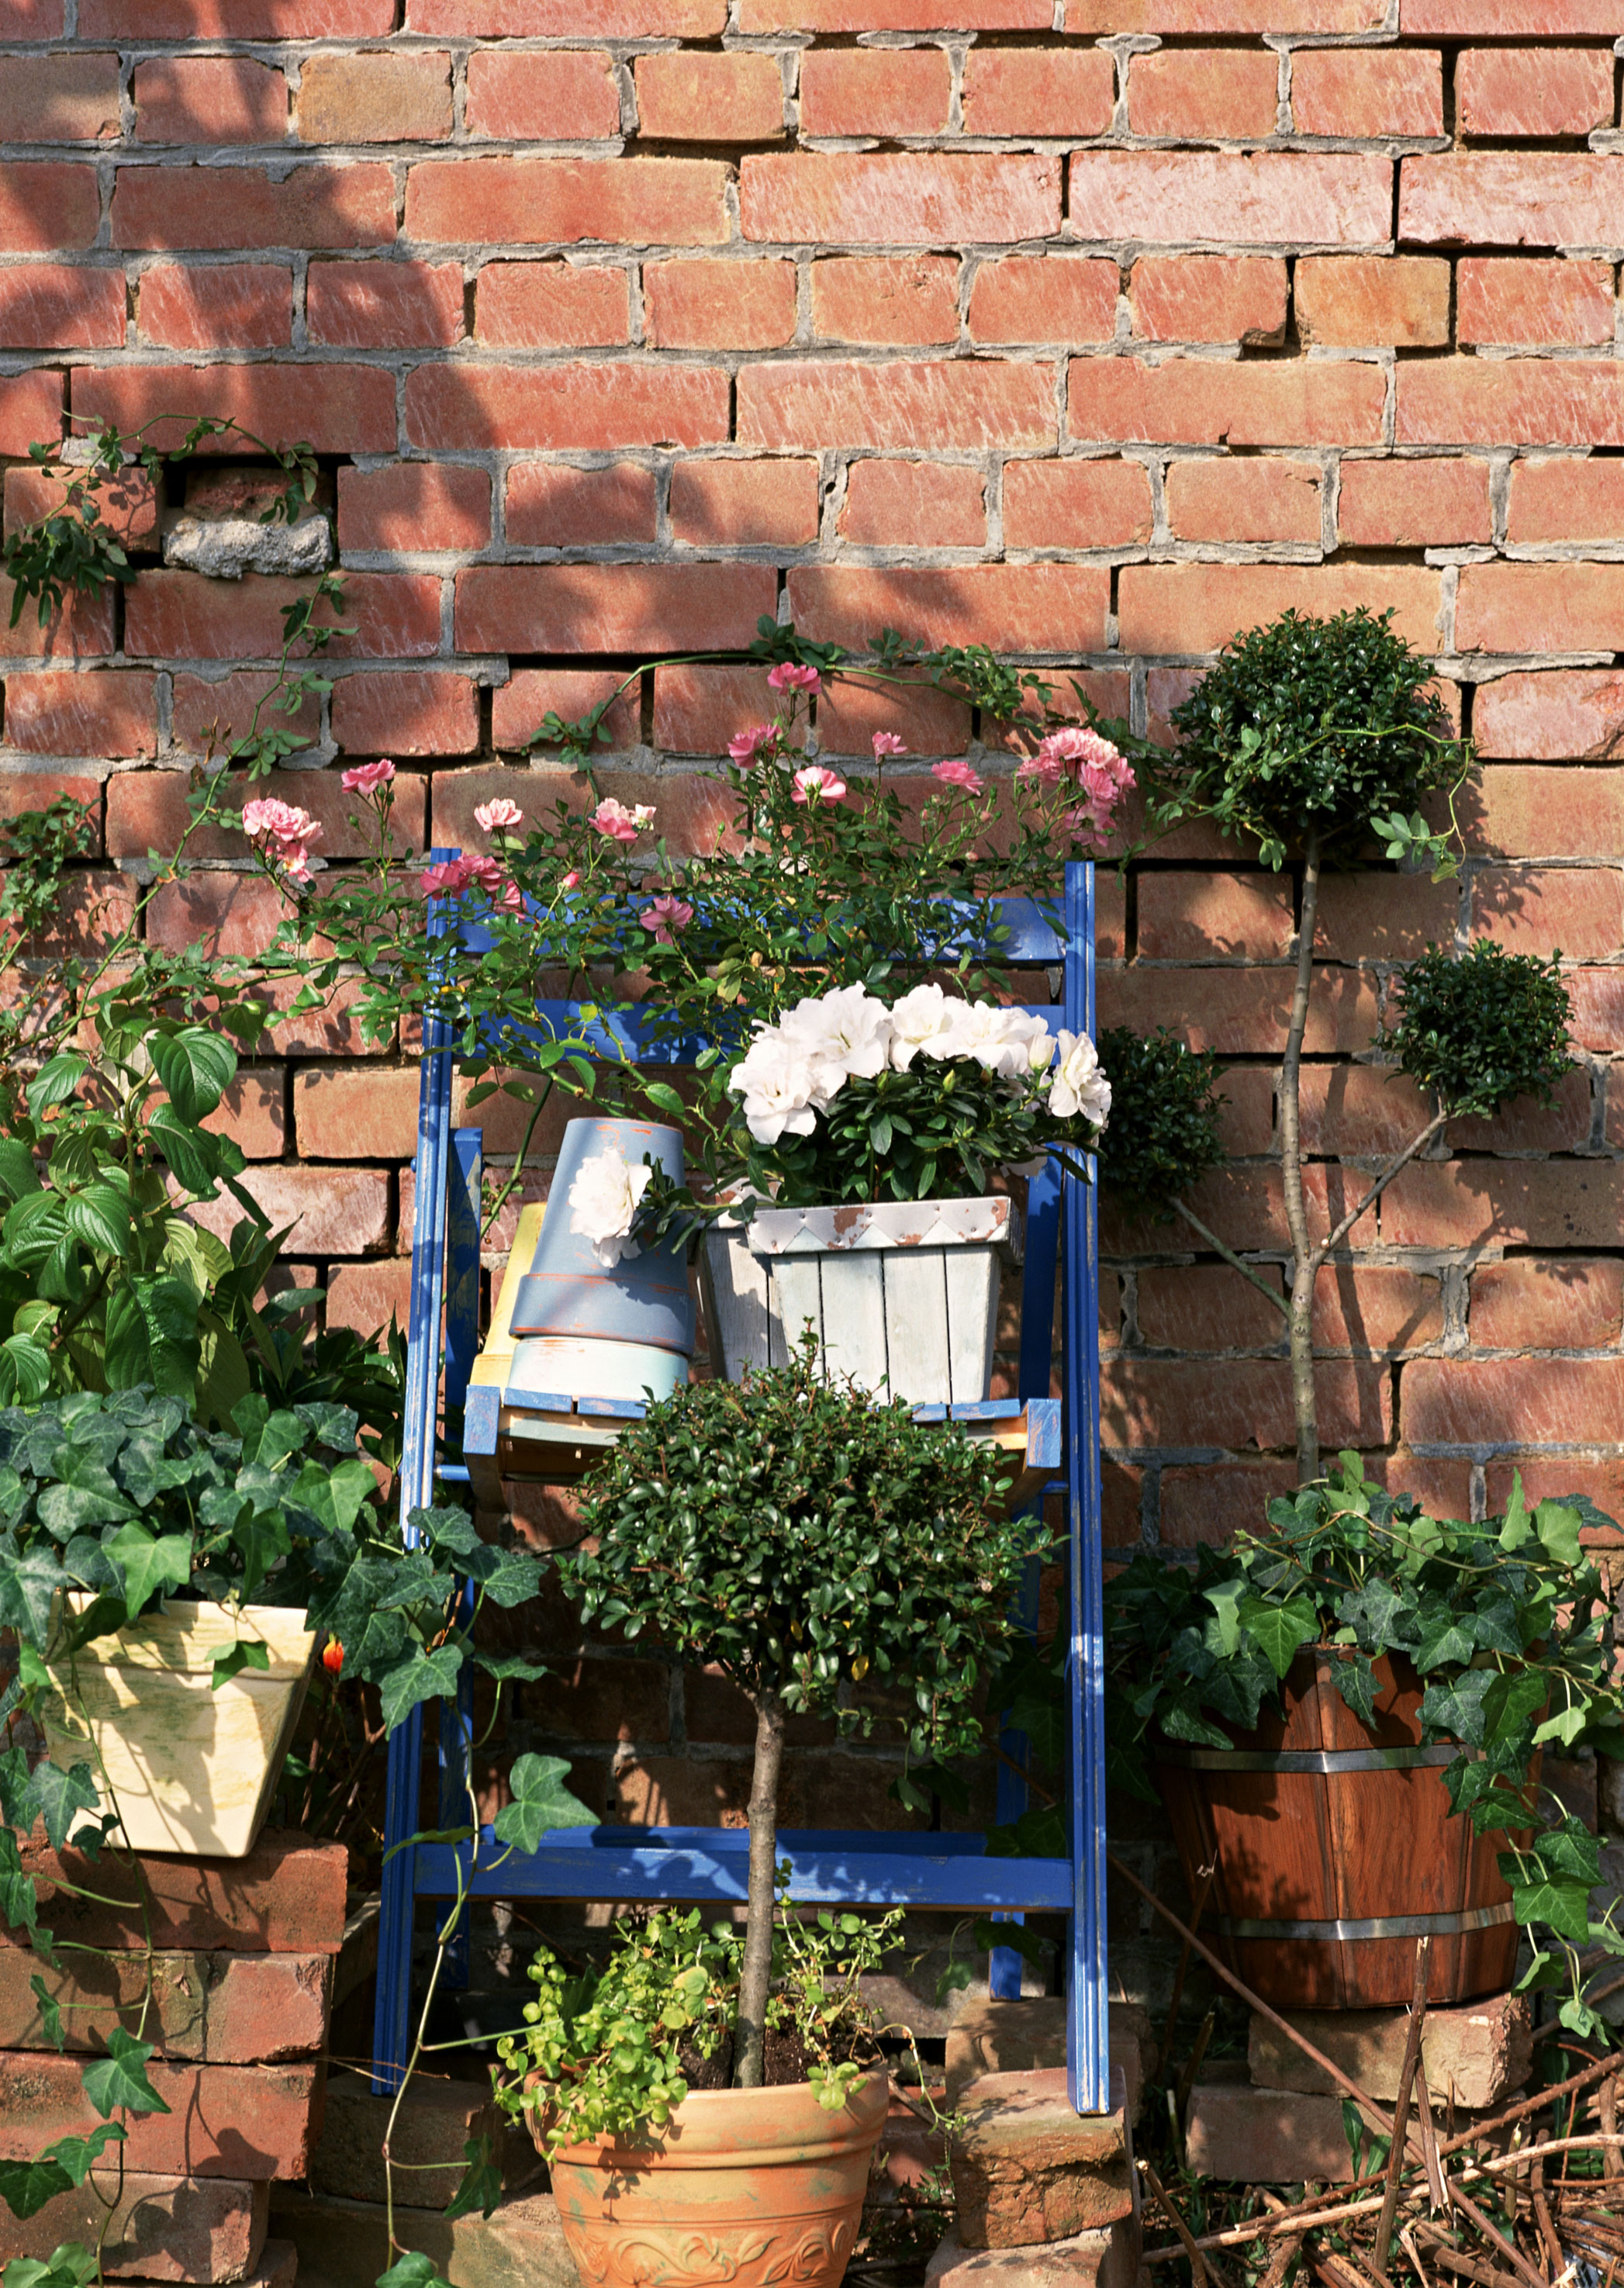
[568,1149,651,1269]
[729,1034,822,1145]
[926,1001,1056,1082]
[887,983,960,1070]
[1047,1030,1111,1128]
[779,984,893,1090]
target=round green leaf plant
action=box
[1106,1454,1624,2040]
[555,1343,1039,2093]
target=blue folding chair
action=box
[369,859,1110,2115]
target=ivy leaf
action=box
[1499,1473,1532,1553]
[104,1522,192,1619]
[1505,1874,1591,1945]
[80,2030,171,2120]
[376,2255,449,2288]
[1330,1656,1377,1728]
[375,1643,465,1734]
[29,1975,64,2053]
[1337,1578,1405,1650]
[1203,1580,1245,1658]
[475,1654,552,1684]
[463,1547,542,1609]
[0,1828,40,1938]
[29,1761,98,1854]
[1238,1593,1318,1681]
[1421,1669,1496,1747]
[1412,1613,1477,1673]
[1535,1500,1582,1571]
[442,2134,503,2222]
[492,1754,597,1855]
[0,1547,68,1650]
[0,2161,74,2221]
[210,1639,270,1691]
[37,2123,125,2185]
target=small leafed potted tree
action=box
[490,1344,1039,2288]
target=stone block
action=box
[307,2069,537,2208]
[945,2001,1157,2124]
[1187,2079,1521,2184]
[1246,1990,1532,2110]
[5,1833,347,1956]
[950,2069,1133,2251]
[268,2192,575,2288]
[235,2242,297,2288]
[0,2173,268,2282]
[927,2220,1141,2288]
[0,1949,330,2062]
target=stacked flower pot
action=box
[0,1827,344,2288]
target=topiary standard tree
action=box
[1099,607,1574,1484]
[557,1343,1038,2089]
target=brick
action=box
[1407,1356,1624,1449]
[1137,870,1294,958]
[1467,765,1624,856]
[0,164,98,253]
[0,54,121,144]
[9,1832,346,1954]
[171,670,321,755]
[477,262,626,347]
[1067,357,1386,445]
[961,49,1114,137]
[1337,458,1491,548]
[1187,2082,1391,2185]
[295,1065,420,1159]
[0,0,62,32]
[272,2189,570,2288]
[1457,562,1624,653]
[1566,969,1624,1053]
[1069,0,1381,26]
[0,2058,320,2183]
[1383,1160,1624,1249]
[968,256,1116,344]
[651,663,776,752]
[1399,153,1624,248]
[643,258,796,350]
[631,50,782,140]
[1118,565,1441,655]
[1129,254,1287,344]
[1458,258,1613,346]
[139,264,292,350]
[309,2069,517,2209]
[0,585,112,662]
[788,565,1109,652]
[189,1163,391,1254]
[506,461,658,547]
[1164,458,1322,544]
[134,57,288,143]
[411,0,719,24]
[1474,673,1624,760]
[5,463,156,551]
[739,361,1054,451]
[1002,460,1152,549]
[0,1946,327,2063]
[1136,1263,1285,1351]
[4,669,154,758]
[0,2172,268,2280]
[338,462,489,554]
[1456,46,1613,136]
[1509,458,1624,544]
[405,363,727,451]
[670,459,821,548]
[0,868,133,958]
[1254,1995,1531,2110]
[1215,1066,1276,1154]
[1298,1063,1432,1155]
[1068,152,1389,246]
[1470,1258,1623,1350]
[73,364,395,456]
[112,162,396,251]
[325,1260,412,1333]
[0,263,123,351]
[1127,49,1278,140]
[1450,1065,1592,1154]
[456,564,774,655]
[1313,1266,1443,1352]
[814,676,970,757]
[1159,1460,1297,1547]
[1099,967,1377,1055]
[1295,255,1450,346]
[0,772,100,843]
[928,2222,1141,2288]
[140,873,290,959]
[841,460,984,547]
[297,50,451,142]
[108,766,426,862]
[798,48,952,137]
[331,672,478,756]
[465,50,620,140]
[308,259,463,347]
[1313,869,1459,959]
[126,572,438,661]
[405,157,730,247]
[1107,1357,1391,1452]
[740,154,1059,244]
[952,2072,1131,2250]
[812,256,959,345]
[206,1069,288,1160]
[86,0,392,27]
[1291,47,1443,136]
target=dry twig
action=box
[1377,1941,1432,2274]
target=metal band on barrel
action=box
[1157,1743,1465,1774]
[1211,1903,1516,1942]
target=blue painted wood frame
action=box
[371,859,1108,2112]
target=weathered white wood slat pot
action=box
[700,1196,1021,1406]
[40,1599,316,1859]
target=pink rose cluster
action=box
[1018,727,1135,845]
[420,852,523,914]
[640,893,694,944]
[340,759,396,797]
[241,796,323,884]
[475,797,523,835]
[589,798,655,845]
[766,662,820,696]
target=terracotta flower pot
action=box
[542,2071,889,2288]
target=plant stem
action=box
[1311,1111,1448,1266]
[1282,834,1322,1482]
[1170,1201,1291,1319]
[735,1689,784,2090]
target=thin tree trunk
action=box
[1281,835,1323,1483]
[734,1690,785,2089]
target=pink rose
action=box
[767,662,821,696]
[790,766,847,806]
[729,724,778,765]
[241,796,323,884]
[640,893,695,945]
[475,797,523,834]
[340,759,396,796]
[871,732,907,758]
[589,798,644,845]
[560,869,580,892]
[421,856,476,897]
[932,758,984,795]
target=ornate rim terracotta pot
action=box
[542,2072,889,2288]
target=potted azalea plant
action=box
[489,1344,1038,2288]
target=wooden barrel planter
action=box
[1154,1647,1535,2010]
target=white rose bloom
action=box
[887,983,960,1070]
[1048,1030,1111,1128]
[729,1033,822,1145]
[568,1149,652,1269]
[779,984,893,1088]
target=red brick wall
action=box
[4,0,1624,1934]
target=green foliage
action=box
[561,1343,1038,1756]
[1161,608,1470,873]
[1094,1028,1227,1211]
[492,1753,597,1855]
[492,1896,901,2151]
[1386,939,1574,1119]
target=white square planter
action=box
[700,1196,1021,1407]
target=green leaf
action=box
[103,1277,202,1401]
[0,2162,74,2222]
[25,1054,88,1118]
[210,1639,270,1691]
[376,2255,448,2288]
[80,2030,171,2120]
[442,2134,503,2222]
[1535,1500,1582,1571]
[1203,1580,1245,1658]
[29,1975,63,2053]
[150,1027,237,1125]
[492,1753,597,1854]
[37,2124,124,2186]
[638,1083,686,1121]
[1499,1473,1532,1552]
[0,1547,68,1648]
[63,1185,131,1259]
[29,1761,98,1854]
[375,1643,465,1734]
[475,1653,552,1684]
[104,1522,192,1619]
[1238,1592,1318,1681]
[1506,1875,1591,1945]
[0,1336,51,1405]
